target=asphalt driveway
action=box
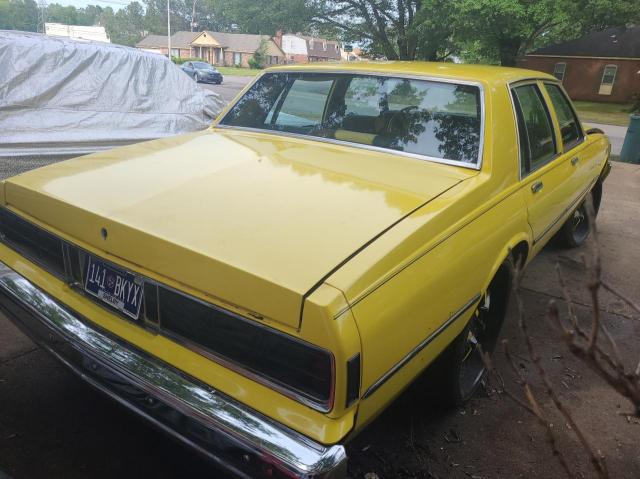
[588,123,628,156]
[200,75,253,103]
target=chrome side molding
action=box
[362,293,481,399]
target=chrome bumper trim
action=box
[0,263,347,479]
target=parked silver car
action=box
[181,61,224,84]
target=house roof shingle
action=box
[299,35,341,60]
[135,34,167,49]
[200,31,284,56]
[170,31,200,49]
[528,26,640,59]
[138,31,286,56]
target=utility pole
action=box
[167,0,171,59]
[37,0,48,34]
[191,0,198,32]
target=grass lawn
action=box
[573,101,634,127]
[216,66,261,76]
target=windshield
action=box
[193,62,213,70]
[219,72,483,165]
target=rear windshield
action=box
[219,72,483,165]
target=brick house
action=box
[189,31,285,67]
[170,31,199,58]
[136,31,285,67]
[518,27,640,103]
[135,34,169,55]
[275,32,342,63]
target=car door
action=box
[510,81,578,252]
[542,82,595,197]
[182,62,194,77]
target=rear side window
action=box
[545,84,582,149]
[512,84,556,175]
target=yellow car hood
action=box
[2,129,470,328]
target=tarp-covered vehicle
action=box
[0,30,225,163]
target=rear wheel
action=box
[557,185,601,249]
[436,261,512,406]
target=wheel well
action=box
[592,180,603,214]
[511,241,529,270]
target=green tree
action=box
[248,37,268,68]
[46,3,79,24]
[455,0,640,66]
[105,1,146,45]
[77,5,105,26]
[0,0,39,32]
[202,0,314,34]
[312,0,454,60]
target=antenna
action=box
[37,0,48,34]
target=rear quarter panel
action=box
[326,81,535,431]
[333,178,530,430]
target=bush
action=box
[248,38,269,69]
[171,56,205,65]
[247,57,263,69]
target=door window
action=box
[512,84,556,176]
[544,83,583,150]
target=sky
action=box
[49,0,130,10]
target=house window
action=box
[233,52,242,66]
[323,42,326,51]
[553,62,566,82]
[171,48,180,58]
[598,64,617,95]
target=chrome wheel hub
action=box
[459,293,491,397]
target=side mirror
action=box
[586,127,605,135]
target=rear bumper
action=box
[0,263,347,479]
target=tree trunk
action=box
[498,37,522,67]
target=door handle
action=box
[570,157,579,166]
[531,181,544,193]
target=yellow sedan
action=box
[0,62,610,478]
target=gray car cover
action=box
[0,30,226,159]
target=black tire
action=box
[435,260,512,406]
[557,185,601,249]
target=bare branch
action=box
[514,274,609,478]
[482,339,575,478]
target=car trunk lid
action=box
[1,129,471,328]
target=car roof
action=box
[266,61,556,86]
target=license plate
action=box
[84,257,143,320]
